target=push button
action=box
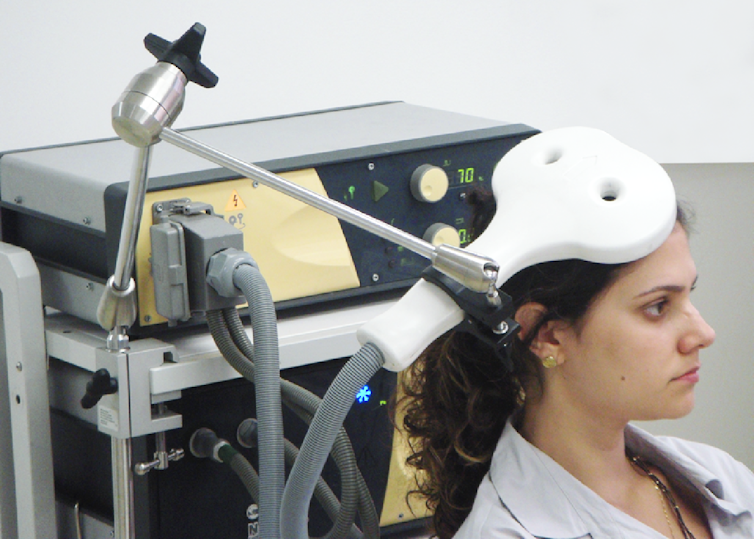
[371,180,390,202]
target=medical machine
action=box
[0,23,676,539]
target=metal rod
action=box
[113,145,153,290]
[74,501,83,539]
[160,127,436,260]
[111,438,136,539]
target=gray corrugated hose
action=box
[280,343,385,539]
[218,443,260,501]
[237,417,360,539]
[233,263,283,539]
[207,308,374,539]
[223,308,379,539]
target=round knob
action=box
[410,165,449,203]
[423,223,461,247]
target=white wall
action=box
[1,1,753,162]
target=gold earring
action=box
[541,356,558,369]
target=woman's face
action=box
[551,223,716,424]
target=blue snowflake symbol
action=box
[355,385,372,403]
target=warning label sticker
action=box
[226,190,247,212]
[98,405,119,431]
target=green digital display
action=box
[458,228,469,245]
[454,167,476,185]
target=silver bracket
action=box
[93,339,183,440]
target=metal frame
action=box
[0,243,57,539]
[42,293,396,539]
[0,240,397,539]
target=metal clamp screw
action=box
[134,447,185,475]
[492,321,509,335]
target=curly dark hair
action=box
[396,190,691,538]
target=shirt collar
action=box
[625,424,750,519]
[488,420,592,538]
[488,419,748,538]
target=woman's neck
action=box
[519,395,642,507]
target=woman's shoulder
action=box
[657,436,754,488]
[631,426,754,512]
[452,474,534,539]
[452,473,594,539]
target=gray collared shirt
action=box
[454,420,754,538]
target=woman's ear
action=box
[515,303,569,362]
[515,303,547,342]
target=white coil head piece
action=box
[359,127,677,372]
[470,126,677,285]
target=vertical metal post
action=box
[98,145,153,352]
[112,437,136,539]
[113,145,152,292]
[0,243,57,539]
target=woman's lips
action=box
[673,366,700,383]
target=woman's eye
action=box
[645,300,667,317]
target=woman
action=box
[399,191,754,538]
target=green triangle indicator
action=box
[371,181,390,202]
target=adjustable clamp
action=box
[422,266,520,371]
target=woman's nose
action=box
[679,303,716,353]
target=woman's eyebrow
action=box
[634,276,698,299]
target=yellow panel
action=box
[380,371,432,527]
[135,169,360,326]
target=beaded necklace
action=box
[628,453,697,539]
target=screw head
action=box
[83,217,92,226]
[367,163,375,171]
[14,196,23,204]
[371,273,380,282]
[493,321,509,335]
[15,362,22,372]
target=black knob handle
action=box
[80,368,119,409]
[144,22,218,88]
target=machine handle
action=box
[144,23,218,88]
[80,369,118,409]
